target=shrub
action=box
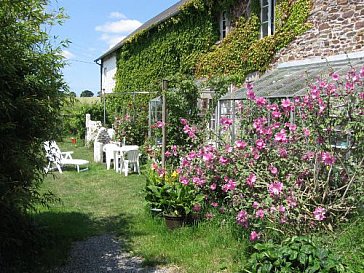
[177,66,364,240]
[244,236,347,273]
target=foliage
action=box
[244,236,347,273]
[111,0,312,150]
[144,166,204,217]
[80,90,94,97]
[177,67,364,241]
[0,0,68,270]
[63,100,108,139]
[195,0,312,83]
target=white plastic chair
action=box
[117,149,141,176]
[102,143,119,170]
[44,141,89,173]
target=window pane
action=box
[262,0,269,6]
[262,22,268,37]
[262,6,268,22]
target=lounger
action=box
[44,141,89,173]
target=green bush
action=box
[244,236,347,273]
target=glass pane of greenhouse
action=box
[148,96,162,142]
[217,55,364,141]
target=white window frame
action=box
[219,11,230,40]
[260,0,275,38]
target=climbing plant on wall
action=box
[112,0,312,144]
[195,0,312,83]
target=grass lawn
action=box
[34,140,248,272]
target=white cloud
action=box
[95,19,142,33]
[61,50,75,59]
[100,33,126,48]
[109,11,127,19]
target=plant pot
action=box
[71,137,77,144]
[164,214,184,230]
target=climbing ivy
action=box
[113,0,312,144]
[195,0,312,83]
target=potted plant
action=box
[145,168,204,229]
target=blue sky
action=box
[49,0,179,96]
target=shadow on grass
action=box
[32,210,146,272]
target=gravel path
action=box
[51,234,178,273]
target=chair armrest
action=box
[61,151,74,159]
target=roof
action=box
[220,51,364,101]
[95,0,190,61]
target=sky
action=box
[49,0,179,96]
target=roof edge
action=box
[94,0,189,62]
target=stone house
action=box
[94,0,363,136]
[95,0,363,93]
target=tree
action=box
[0,0,68,270]
[80,89,94,97]
[69,91,77,97]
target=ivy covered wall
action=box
[114,0,312,91]
[111,0,312,143]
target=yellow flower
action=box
[171,171,178,179]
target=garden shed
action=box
[217,52,364,143]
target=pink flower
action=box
[205,212,214,220]
[192,177,205,187]
[321,152,335,166]
[192,203,201,212]
[246,173,256,187]
[278,205,286,213]
[249,231,260,241]
[302,151,315,161]
[180,176,189,185]
[235,140,247,150]
[255,139,266,150]
[313,207,326,221]
[303,128,310,137]
[331,72,339,81]
[271,111,281,119]
[219,156,229,164]
[236,210,248,227]
[252,201,259,209]
[165,151,172,157]
[278,148,288,158]
[211,202,219,207]
[202,152,214,162]
[268,181,283,196]
[285,122,297,132]
[222,179,236,192]
[246,90,256,100]
[269,165,278,175]
[274,129,287,143]
[156,121,165,128]
[210,183,217,191]
[281,98,293,111]
[255,97,267,106]
[151,162,158,170]
[220,117,233,126]
[180,118,188,125]
[255,209,265,219]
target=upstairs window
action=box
[220,11,230,40]
[261,0,275,38]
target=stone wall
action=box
[274,0,364,64]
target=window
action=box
[261,0,275,38]
[220,11,230,40]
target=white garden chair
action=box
[44,141,89,173]
[122,149,141,176]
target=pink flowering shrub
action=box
[177,67,364,240]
